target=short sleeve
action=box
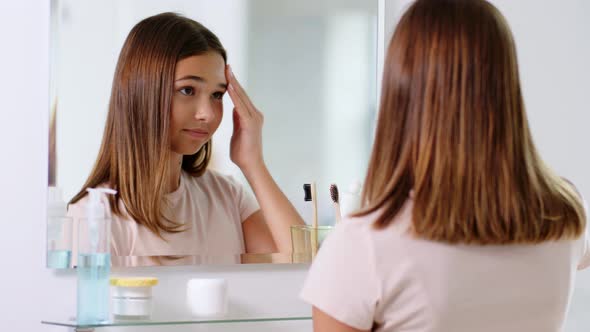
[227,176,260,222]
[560,178,590,270]
[578,197,590,270]
[299,222,379,330]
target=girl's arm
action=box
[225,65,305,253]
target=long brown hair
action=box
[356,0,585,244]
[69,13,226,237]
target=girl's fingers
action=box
[225,65,250,117]
[232,108,240,131]
[227,82,250,119]
[227,65,257,112]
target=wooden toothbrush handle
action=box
[334,202,342,223]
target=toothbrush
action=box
[329,184,342,224]
[303,182,319,257]
[303,183,318,229]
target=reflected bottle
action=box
[76,188,116,325]
[47,187,72,269]
[340,180,362,217]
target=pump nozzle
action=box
[86,188,116,208]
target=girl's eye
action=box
[212,92,224,100]
[179,87,194,96]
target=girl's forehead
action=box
[174,53,226,88]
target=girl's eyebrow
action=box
[175,75,227,89]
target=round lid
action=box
[110,277,159,287]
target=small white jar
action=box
[110,277,158,320]
[186,278,228,317]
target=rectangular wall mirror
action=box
[47,0,380,268]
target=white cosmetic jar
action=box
[110,277,158,319]
[186,278,228,317]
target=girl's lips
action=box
[183,129,209,139]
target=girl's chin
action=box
[171,142,207,156]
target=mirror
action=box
[47,0,379,267]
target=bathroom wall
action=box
[0,1,588,332]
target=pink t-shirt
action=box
[301,199,590,332]
[68,170,259,257]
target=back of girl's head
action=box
[359,0,585,244]
[70,13,226,236]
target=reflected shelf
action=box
[110,252,314,267]
[48,252,315,269]
[42,314,312,329]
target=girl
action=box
[301,0,590,331]
[69,12,304,257]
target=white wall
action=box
[0,0,64,330]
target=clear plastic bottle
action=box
[76,188,116,324]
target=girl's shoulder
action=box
[183,169,246,196]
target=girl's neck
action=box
[167,153,183,194]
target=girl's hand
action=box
[225,64,265,173]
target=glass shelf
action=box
[42,314,312,329]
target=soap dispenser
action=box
[77,187,116,325]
